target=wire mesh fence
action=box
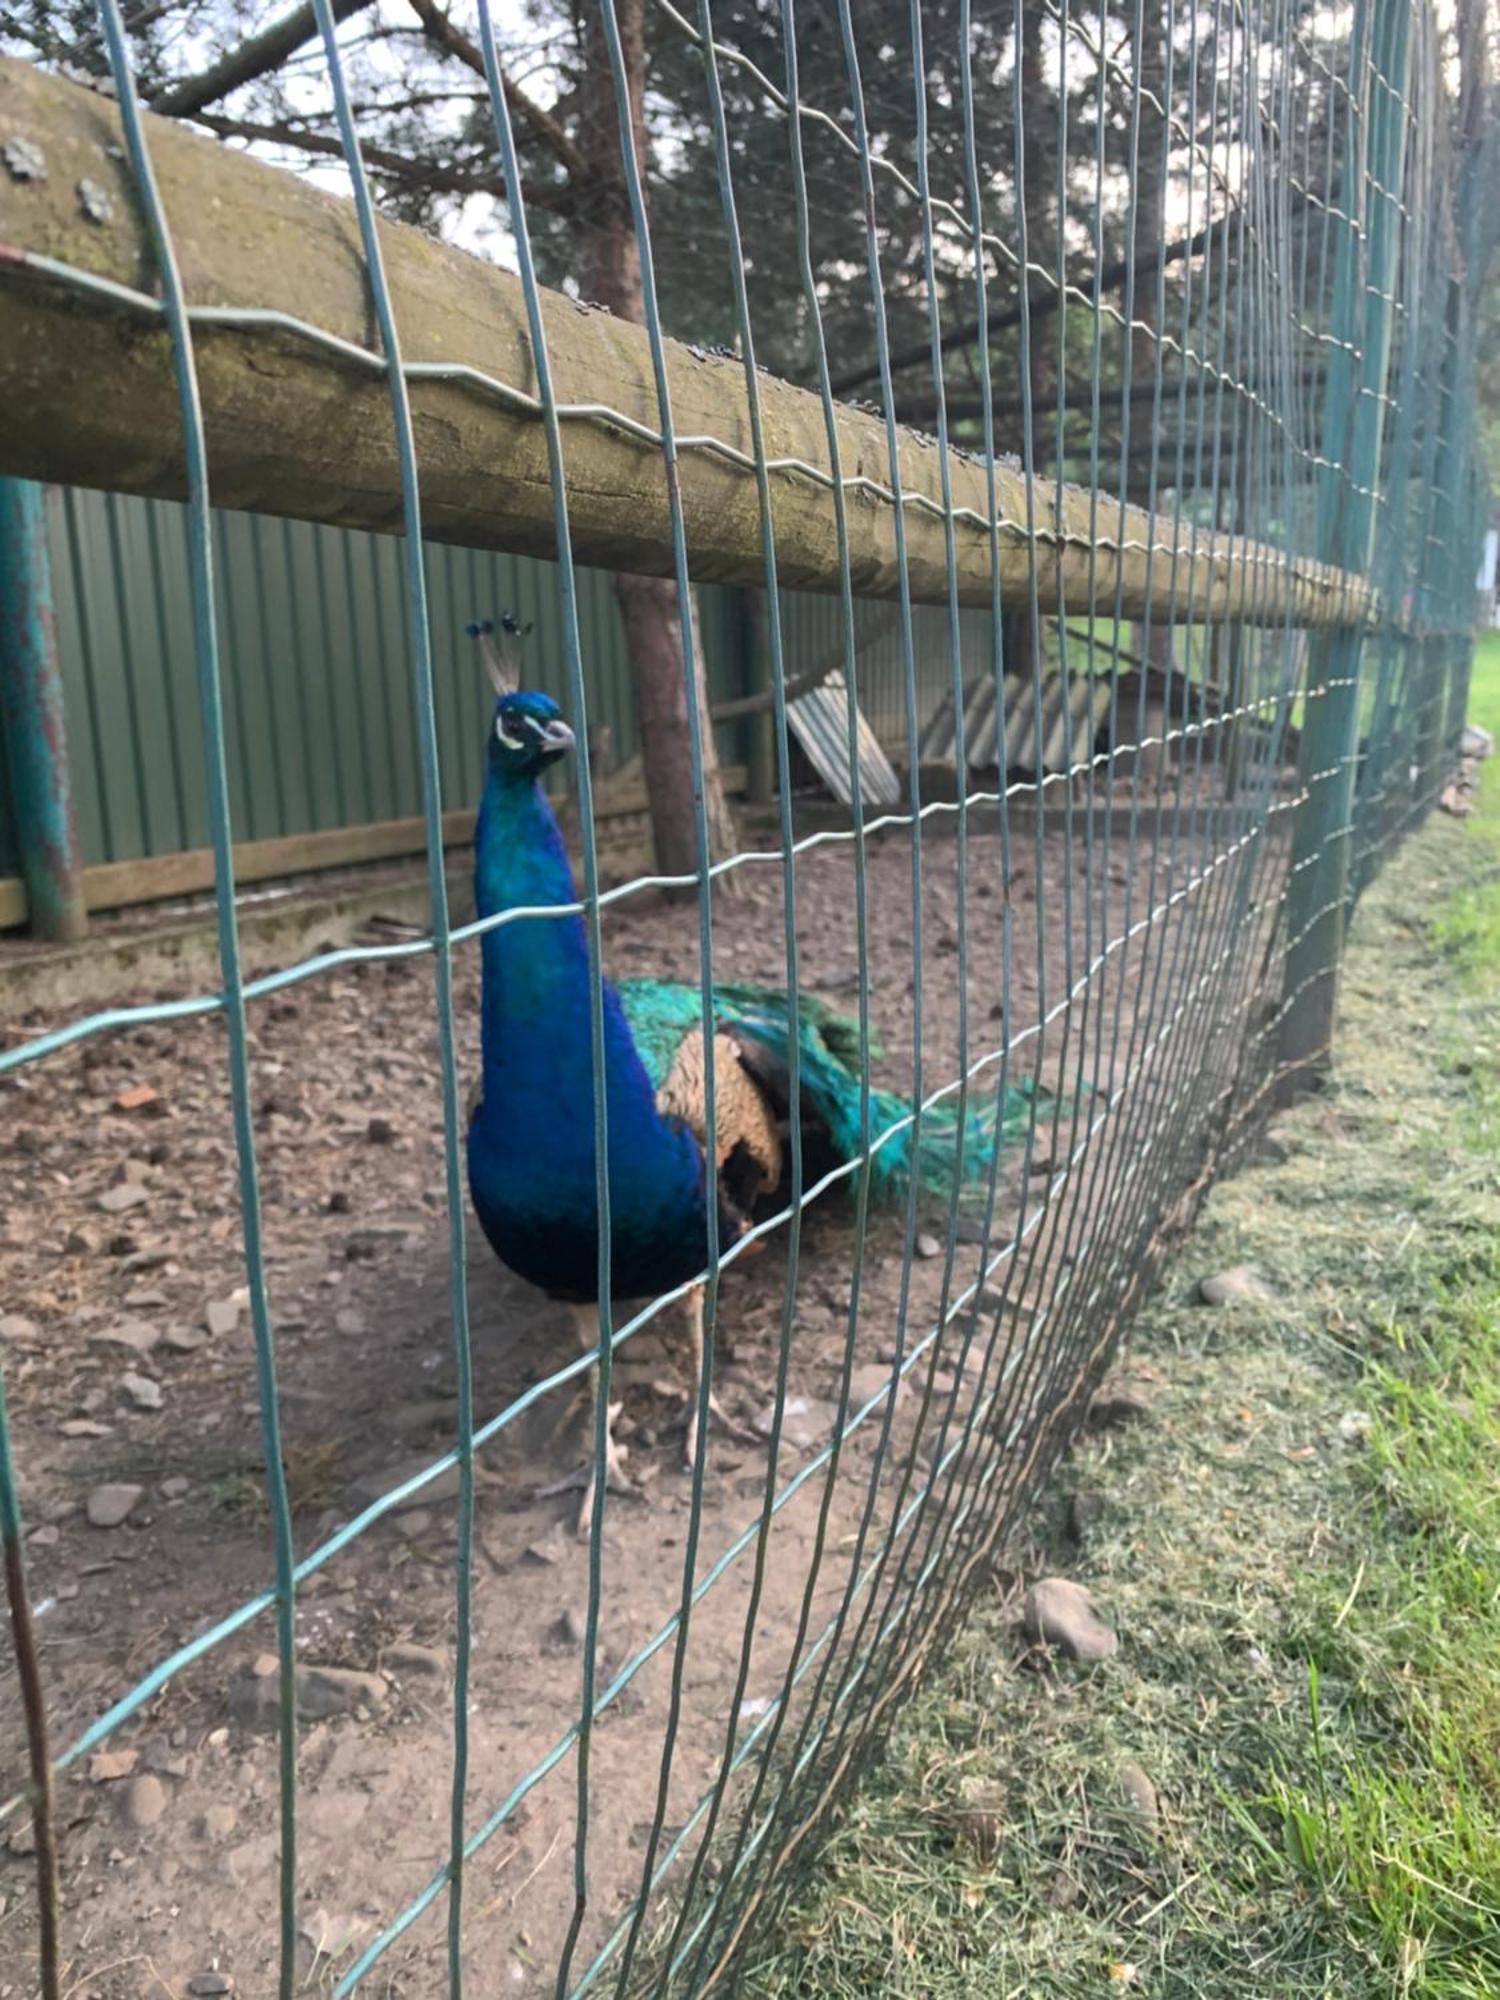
[0,0,1493,1994]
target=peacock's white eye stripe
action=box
[495,715,525,751]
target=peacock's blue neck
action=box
[469,762,711,1301]
[474,768,591,1046]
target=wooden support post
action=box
[1277,0,1410,1103]
[0,478,86,942]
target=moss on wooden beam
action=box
[0,59,1373,628]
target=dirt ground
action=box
[0,765,1286,1997]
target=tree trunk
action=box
[576,0,739,882]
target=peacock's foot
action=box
[682,1390,759,1474]
[536,1401,641,1538]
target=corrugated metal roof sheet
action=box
[918,672,1114,775]
[788,679,903,807]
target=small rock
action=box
[89,1748,139,1782]
[394,1509,432,1540]
[97,1182,149,1214]
[298,1665,388,1718]
[1198,1265,1273,1306]
[64,1226,100,1255]
[350,1455,463,1514]
[385,1641,449,1678]
[1337,1409,1373,1444]
[91,1319,160,1356]
[60,1418,113,1439]
[28,1523,60,1548]
[87,1483,144,1529]
[204,1297,240,1338]
[115,1084,160,1112]
[1087,1377,1153,1428]
[0,1313,39,1344]
[187,1976,234,1998]
[1022,1577,1119,1663]
[125,1772,168,1828]
[915,1231,943,1260]
[232,1663,388,1728]
[199,1804,238,1841]
[1461,723,1494,760]
[334,1308,367,1338]
[160,1475,190,1499]
[142,1741,189,1778]
[752,1396,835,1451]
[525,1529,566,1566]
[848,1361,900,1409]
[328,1189,353,1214]
[366,1117,396,1145]
[161,1323,207,1353]
[549,1607,587,1649]
[120,1370,163,1412]
[1118,1759,1159,1833]
[300,1908,366,1964]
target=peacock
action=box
[464,620,1037,1534]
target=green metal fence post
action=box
[0,477,87,941]
[1277,0,1409,1101]
[743,586,776,805]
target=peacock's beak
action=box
[539,718,575,754]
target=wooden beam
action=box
[0,61,1372,630]
[0,768,748,928]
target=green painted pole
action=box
[1278,0,1410,1100]
[0,478,86,942]
[743,587,776,805]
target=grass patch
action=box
[744,684,1500,1998]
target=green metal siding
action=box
[24,486,750,878]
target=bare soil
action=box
[0,771,1273,1997]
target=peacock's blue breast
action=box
[466,1103,714,1302]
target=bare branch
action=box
[148,0,376,119]
[186,109,573,214]
[405,0,582,181]
[828,212,1227,401]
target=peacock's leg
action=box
[537,1301,638,1538]
[683,1284,758,1472]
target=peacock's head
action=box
[469,615,575,778]
[490,688,576,778]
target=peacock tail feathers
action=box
[616,976,1044,1209]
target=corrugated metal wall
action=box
[1,487,751,884]
[0,484,997,914]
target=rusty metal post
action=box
[0,477,86,941]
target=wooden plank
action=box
[0,766,749,926]
[0,60,1373,632]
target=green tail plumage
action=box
[618,976,1042,1207]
